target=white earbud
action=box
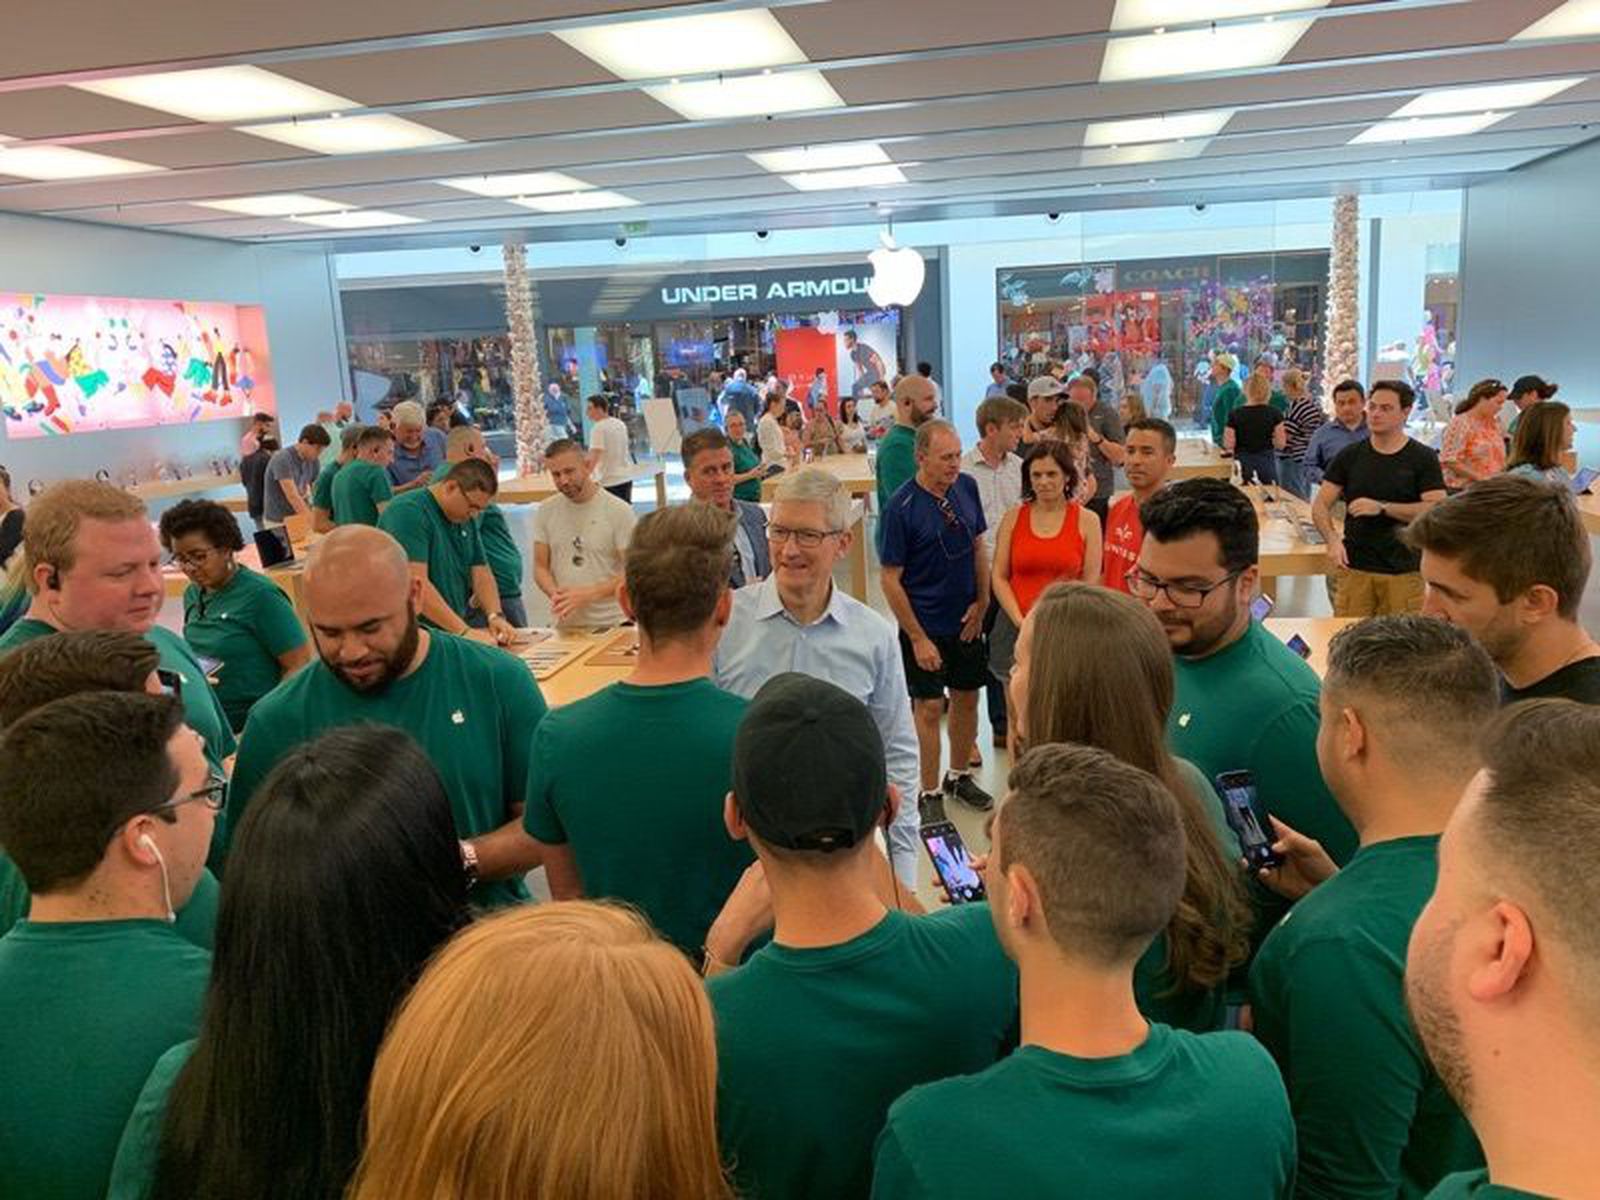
[138,833,176,924]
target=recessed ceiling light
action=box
[440,172,593,197]
[1084,110,1235,147]
[1515,0,1600,40]
[245,114,459,155]
[1110,0,1330,28]
[510,190,639,212]
[289,210,424,229]
[749,143,890,173]
[1350,112,1507,144]
[647,71,844,121]
[75,66,353,123]
[556,9,809,79]
[0,143,162,180]
[1102,18,1320,81]
[197,193,352,216]
[1082,140,1210,167]
[781,163,907,192]
[1392,77,1585,118]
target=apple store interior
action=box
[4,3,1600,1199]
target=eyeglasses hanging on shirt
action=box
[571,534,585,568]
[935,495,976,561]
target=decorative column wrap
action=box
[502,240,546,475]
[1321,194,1360,409]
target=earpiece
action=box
[138,834,176,924]
[137,833,162,862]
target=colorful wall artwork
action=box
[0,292,275,439]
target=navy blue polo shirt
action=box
[880,475,986,638]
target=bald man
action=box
[226,526,548,907]
[431,427,528,627]
[875,375,939,554]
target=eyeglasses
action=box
[934,496,975,561]
[1126,569,1242,609]
[159,774,228,814]
[168,547,222,570]
[571,534,585,568]
[767,525,840,548]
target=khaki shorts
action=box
[1333,568,1424,617]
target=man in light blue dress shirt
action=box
[713,469,922,889]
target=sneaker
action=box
[917,790,948,826]
[944,771,994,812]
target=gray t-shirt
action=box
[531,489,637,628]
[1084,400,1125,500]
[262,447,319,524]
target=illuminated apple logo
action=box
[867,233,926,307]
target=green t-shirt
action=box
[105,1039,194,1200]
[731,438,762,502]
[1132,758,1243,1033]
[0,620,237,779]
[182,566,307,733]
[872,1027,1295,1200]
[230,632,547,907]
[523,679,752,954]
[430,464,522,600]
[0,920,210,1200]
[709,904,1018,1199]
[1210,379,1245,444]
[875,424,917,550]
[330,458,392,527]
[378,488,486,623]
[1251,835,1482,1199]
[0,860,218,950]
[1427,1170,1551,1199]
[310,457,343,517]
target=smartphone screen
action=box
[154,667,183,696]
[921,821,986,904]
[1571,466,1598,496]
[1286,633,1313,660]
[195,655,223,677]
[1297,520,1326,545]
[1215,770,1282,871]
[1250,594,1274,622]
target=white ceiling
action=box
[1,0,1598,248]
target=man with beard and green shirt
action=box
[874,374,939,554]
[431,425,528,628]
[227,526,546,906]
[1250,617,1498,1199]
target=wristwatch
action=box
[459,839,480,886]
[1377,502,1387,517]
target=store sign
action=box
[1120,262,1214,287]
[660,275,872,306]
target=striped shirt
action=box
[1283,397,1328,461]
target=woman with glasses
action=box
[157,500,309,733]
[1439,379,1509,492]
[107,726,472,1200]
[989,442,1102,693]
[1506,400,1576,488]
[1006,582,1250,1032]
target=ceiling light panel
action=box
[646,71,844,121]
[289,210,424,228]
[75,66,354,123]
[748,143,890,172]
[244,114,459,155]
[1515,0,1600,40]
[510,190,639,212]
[555,9,810,78]
[1102,18,1322,82]
[439,172,594,197]
[1083,110,1234,147]
[1392,78,1585,118]
[197,193,352,216]
[1111,0,1330,28]
[1081,140,1211,167]
[781,163,907,191]
[1350,113,1508,144]
[0,143,162,180]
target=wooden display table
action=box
[1262,617,1357,678]
[498,460,668,508]
[1171,440,1232,481]
[129,473,241,502]
[1246,485,1337,600]
[520,629,637,708]
[1578,492,1600,535]
[761,452,876,500]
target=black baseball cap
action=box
[1511,375,1558,400]
[732,673,887,853]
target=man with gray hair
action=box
[227,524,547,905]
[714,467,922,887]
[386,399,446,492]
[879,419,993,814]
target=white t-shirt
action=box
[757,412,788,468]
[532,489,637,628]
[588,415,633,486]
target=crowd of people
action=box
[0,351,1597,1199]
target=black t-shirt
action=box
[1503,656,1600,705]
[0,509,21,567]
[239,449,271,519]
[1324,438,1445,574]
[1228,405,1285,454]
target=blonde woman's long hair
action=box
[350,902,732,1200]
[1018,583,1250,995]
[1242,373,1272,405]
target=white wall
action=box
[0,211,345,492]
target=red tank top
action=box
[1009,502,1086,615]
